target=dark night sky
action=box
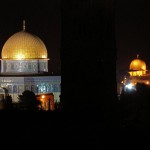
[0,0,61,74]
[116,0,150,72]
[1,0,150,76]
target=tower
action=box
[61,0,117,114]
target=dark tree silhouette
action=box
[5,95,13,110]
[119,82,150,128]
[0,95,13,110]
[18,90,41,111]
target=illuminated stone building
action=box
[0,21,61,109]
[128,54,146,77]
[118,54,150,94]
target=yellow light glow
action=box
[42,55,46,58]
[133,62,138,65]
[141,65,146,70]
[42,95,45,99]
[16,54,25,59]
[146,81,149,84]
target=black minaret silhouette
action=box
[61,0,117,117]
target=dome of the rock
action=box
[1,31,48,60]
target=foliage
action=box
[5,95,13,109]
[119,82,150,128]
[18,90,41,111]
[0,95,13,110]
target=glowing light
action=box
[125,83,134,90]
[42,95,45,99]
[16,54,25,59]
[146,81,149,84]
[141,65,146,70]
[42,55,46,58]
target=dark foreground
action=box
[0,110,150,149]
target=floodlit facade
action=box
[128,54,146,76]
[0,21,61,109]
[118,54,150,95]
[1,27,48,73]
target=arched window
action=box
[51,84,54,91]
[18,85,24,93]
[13,85,17,93]
[41,85,46,93]
[31,85,36,93]
[25,85,30,91]
[8,85,12,93]
[47,85,51,92]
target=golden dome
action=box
[1,31,48,60]
[130,58,146,71]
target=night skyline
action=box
[1,0,149,75]
[0,0,146,146]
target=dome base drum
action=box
[1,59,48,73]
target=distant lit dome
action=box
[130,55,146,71]
[1,30,48,60]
